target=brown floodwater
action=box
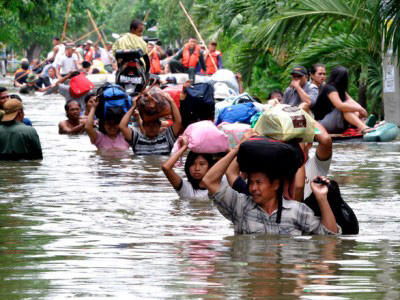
[0,78,400,299]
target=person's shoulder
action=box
[322,83,337,93]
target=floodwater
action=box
[1,79,400,299]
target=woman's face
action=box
[189,156,210,180]
[104,120,119,137]
[312,67,326,86]
[248,172,279,205]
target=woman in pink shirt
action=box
[85,96,129,151]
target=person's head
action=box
[48,66,56,78]
[248,171,282,206]
[64,100,81,121]
[147,42,155,52]
[142,119,162,139]
[1,98,24,122]
[105,42,112,51]
[268,89,283,103]
[31,58,40,67]
[65,44,74,56]
[99,108,124,137]
[53,37,60,46]
[84,92,95,112]
[188,38,198,49]
[166,48,174,57]
[185,151,215,189]
[310,63,326,87]
[82,60,91,71]
[327,65,349,100]
[21,59,30,71]
[0,87,10,109]
[290,66,308,87]
[130,19,144,36]
[85,40,93,50]
[208,41,217,52]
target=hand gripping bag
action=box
[69,73,94,98]
[253,104,315,142]
[217,122,251,148]
[172,120,229,154]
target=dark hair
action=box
[130,19,143,31]
[0,87,7,93]
[64,100,80,112]
[84,92,95,104]
[82,61,91,68]
[70,71,81,78]
[9,94,22,101]
[21,61,29,70]
[53,37,60,41]
[268,89,283,99]
[91,68,100,74]
[98,108,124,134]
[310,63,325,75]
[184,151,215,190]
[166,48,174,57]
[327,65,349,101]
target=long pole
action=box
[61,0,73,41]
[87,10,113,61]
[143,10,150,23]
[73,24,105,44]
[178,1,218,72]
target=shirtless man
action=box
[58,100,86,134]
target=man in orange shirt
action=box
[203,41,222,75]
[147,42,164,75]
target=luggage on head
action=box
[137,87,172,123]
[253,104,315,142]
[237,137,304,180]
[304,180,359,234]
[69,73,94,98]
[217,122,252,148]
[172,120,229,154]
[95,83,132,120]
[162,85,183,109]
[216,102,259,126]
[180,82,215,130]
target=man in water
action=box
[283,66,319,110]
[14,59,31,87]
[0,98,43,160]
[58,100,86,134]
[169,37,206,82]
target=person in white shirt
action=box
[100,42,116,73]
[56,44,80,78]
[162,137,218,200]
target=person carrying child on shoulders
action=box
[119,92,181,155]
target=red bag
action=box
[69,73,94,98]
[162,85,182,108]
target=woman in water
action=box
[162,137,216,199]
[85,97,129,151]
[312,65,370,134]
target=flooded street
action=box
[1,80,400,299]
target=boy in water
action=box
[119,93,181,155]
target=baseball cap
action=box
[291,66,308,76]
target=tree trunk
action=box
[26,44,43,61]
[358,64,368,109]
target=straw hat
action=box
[2,99,23,122]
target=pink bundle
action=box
[173,120,229,153]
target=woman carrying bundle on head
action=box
[202,134,341,235]
[85,96,129,151]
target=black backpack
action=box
[304,180,359,235]
[180,82,215,130]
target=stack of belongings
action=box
[137,86,173,123]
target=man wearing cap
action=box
[283,66,319,109]
[57,43,81,79]
[0,98,43,160]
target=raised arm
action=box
[161,137,188,190]
[310,177,338,233]
[119,97,137,142]
[85,97,99,144]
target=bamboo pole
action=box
[87,10,113,60]
[73,24,106,44]
[143,10,150,23]
[178,1,218,72]
[61,0,73,41]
